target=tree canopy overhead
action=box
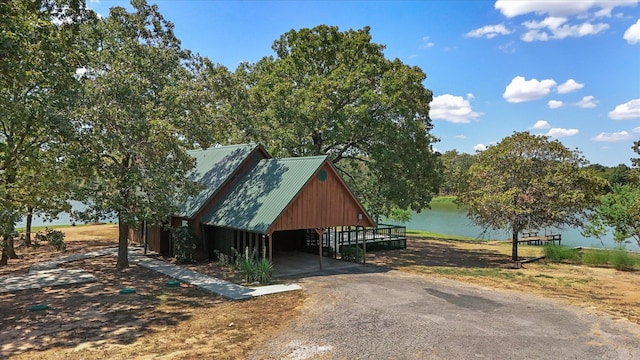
[75,0,218,268]
[0,0,89,261]
[226,25,442,218]
[458,132,605,262]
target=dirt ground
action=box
[0,225,304,360]
[1,225,639,358]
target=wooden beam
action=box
[268,233,272,262]
[315,228,323,270]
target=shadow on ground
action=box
[0,255,222,358]
[367,238,511,269]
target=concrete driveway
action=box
[251,268,640,359]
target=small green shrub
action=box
[35,228,66,252]
[255,258,274,284]
[240,257,256,283]
[340,246,363,262]
[172,226,198,264]
[543,245,580,263]
[233,246,273,284]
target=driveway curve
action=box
[251,269,640,359]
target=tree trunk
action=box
[0,251,7,266]
[116,219,129,269]
[25,207,33,247]
[511,228,519,262]
[5,234,17,259]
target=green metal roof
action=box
[176,144,260,218]
[201,156,328,233]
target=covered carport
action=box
[200,155,375,271]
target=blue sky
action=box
[89,0,640,167]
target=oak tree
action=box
[75,0,215,268]
[458,132,605,262]
[225,25,442,218]
[0,0,88,262]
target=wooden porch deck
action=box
[518,231,561,246]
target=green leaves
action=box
[459,132,605,260]
[225,25,442,218]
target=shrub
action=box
[172,226,198,264]
[340,246,363,262]
[543,245,580,263]
[35,228,66,252]
[233,246,273,284]
[255,258,274,284]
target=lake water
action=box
[386,202,640,252]
[18,201,640,252]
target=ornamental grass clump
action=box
[543,245,580,263]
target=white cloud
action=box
[454,134,467,139]
[474,144,487,151]
[557,79,584,94]
[495,0,639,18]
[521,17,609,41]
[466,24,512,38]
[633,126,640,133]
[592,131,633,142]
[503,76,557,103]
[609,98,640,119]
[421,36,435,48]
[430,93,482,123]
[576,95,598,108]
[624,19,640,44]
[531,120,551,129]
[548,100,564,109]
[547,128,579,137]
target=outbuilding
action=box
[143,144,387,265]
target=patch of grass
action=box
[428,267,524,280]
[406,229,481,241]
[15,224,82,233]
[543,245,581,263]
[610,250,638,271]
[580,248,640,270]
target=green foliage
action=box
[388,208,412,224]
[171,226,197,264]
[458,131,606,261]
[440,150,476,195]
[224,25,442,218]
[580,249,610,266]
[583,184,640,248]
[233,247,273,284]
[0,0,89,256]
[255,258,274,285]
[340,246,364,262]
[580,248,639,270]
[35,228,66,252]
[73,0,218,268]
[543,245,580,263]
[610,250,637,271]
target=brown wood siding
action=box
[268,162,375,233]
[148,224,171,254]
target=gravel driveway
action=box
[251,269,640,359]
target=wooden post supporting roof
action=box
[315,228,323,270]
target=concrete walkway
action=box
[130,253,301,300]
[0,247,301,300]
[0,268,96,293]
